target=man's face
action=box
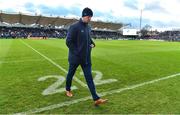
[82,16,92,23]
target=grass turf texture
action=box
[0,39,180,114]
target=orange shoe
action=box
[66,91,73,97]
[94,98,108,106]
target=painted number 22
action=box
[38,71,117,95]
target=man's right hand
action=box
[90,44,95,48]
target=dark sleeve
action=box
[66,25,77,50]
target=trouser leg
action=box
[66,64,79,91]
[81,64,100,101]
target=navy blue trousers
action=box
[66,63,100,101]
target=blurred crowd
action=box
[1,27,180,41]
[0,27,122,39]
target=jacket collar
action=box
[79,18,88,26]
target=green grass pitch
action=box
[0,39,180,114]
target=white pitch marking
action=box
[38,75,78,95]
[80,70,118,85]
[20,40,87,88]
[18,72,180,114]
[0,58,67,64]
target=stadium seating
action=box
[0,12,123,39]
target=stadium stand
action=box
[156,31,180,41]
[1,12,179,41]
[0,12,123,39]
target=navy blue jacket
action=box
[66,18,95,65]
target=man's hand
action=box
[90,44,95,48]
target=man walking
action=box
[65,7,107,106]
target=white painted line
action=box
[18,72,180,114]
[2,59,46,63]
[0,58,67,64]
[20,40,87,88]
